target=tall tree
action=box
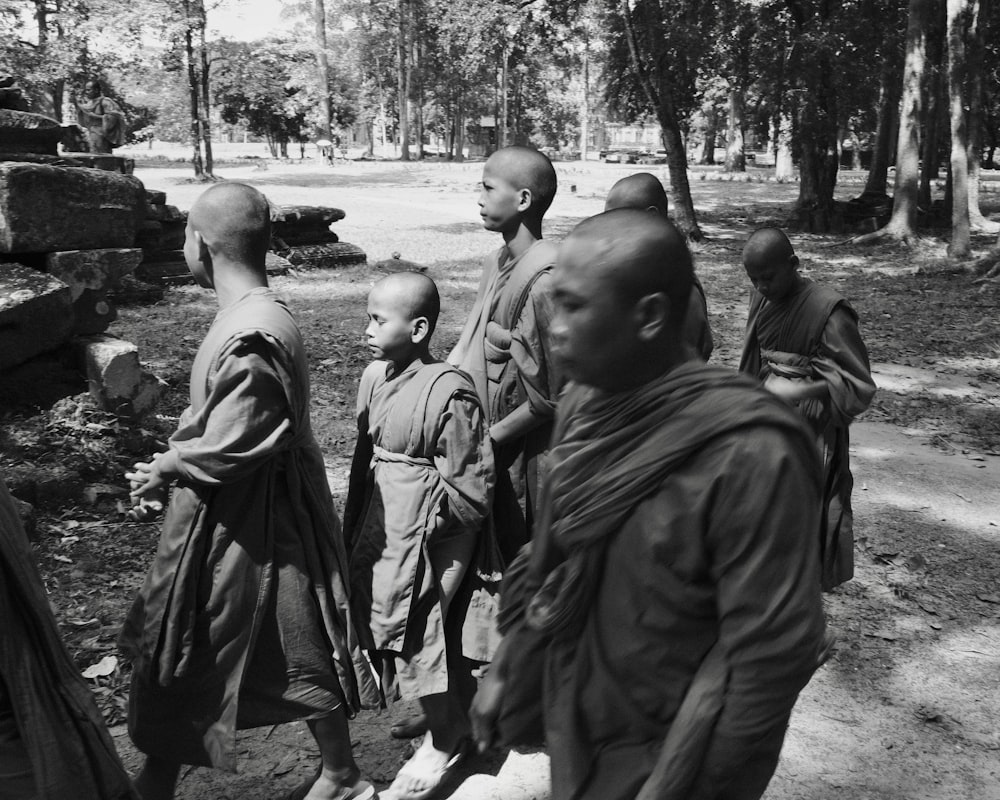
[947,0,972,256]
[313,0,332,141]
[856,0,932,244]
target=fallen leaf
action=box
[976,593,1000,604]
[82,655,118,679]
[272,751,299,776]
[52,554,73,564]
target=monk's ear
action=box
[633,291,670,342]
[410,315,431,344]
[517,188,533,214]
[788,254,800,271]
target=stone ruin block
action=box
[285,242,367,270]
[44,248,143,334]
[0,263,73,370]
[0,162,144,253]
[271,204,345,247]
[0,109,62,156]
[79,334,161,417]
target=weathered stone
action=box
[272,227,339,247]
[137,250,291,285]
[0,109,63,155]
[271,205,346,226]
[0,153,88,167]
[44,248,143,299]
[0,263,73,370]
[145,189,167,206]
[60,154,134,174]
[0,162,144,253]
[78,334,160,416]
[145,203,186,223]
[285,242,367,270]
[44,248,142,335]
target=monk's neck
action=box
[503,219,543,260]
[387,351,434,378]
[213,267,268,309]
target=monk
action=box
[471,210,828,800]
[739,227,876,591]
[448,145,560,560]
[76,79,125,153]
[343,272,494,800]
[120,183,376,800]
[605,172,714,360]
[0,477,136,800]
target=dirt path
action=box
[52,161,1000,798]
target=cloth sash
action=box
[740,280,847,376]
[371,445,433,469]
[518,362,820,640]
[448,241,557,419]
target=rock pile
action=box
[0,109,158,416]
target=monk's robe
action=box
[0,478,136,800]
[499,363,827,800]
[687,277,715,361]
[343,359,494,697]
[739,279,875,590]
[448,240,559,558]
[119,288,374,771]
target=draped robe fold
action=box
[0,478,136,800]
[739,279,876,589]
[448,240,559,556]
[499,363,828,800]
[344,360,494,697]
[119,288,372,771]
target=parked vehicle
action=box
[638,149,667,165]
[604,149,640,164]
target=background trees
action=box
[5,0,1000,256]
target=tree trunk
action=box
[793,49,840,231]
[618,0,702,239]
[412,37,424,159]
[873,0,930,242]
[579,33,590,161]
[455,94,465,162]
[700,105,717,165]
[396,0,410,160]
[965,0,990,228]
[313,0,332,142]
[849,128,863,170]
[774,111,794,180]
[865,57,899,196]
[196,0,213,177]
[723,87,746,172]
[947,0,971,256]
[919,33,945,212]
[183,1,205,179]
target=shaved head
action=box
[605,173,668,215]
[564,209,693,318]
[187,182,271,275]
[370,271,440,332]
[743,227,795,266]
[485,146,558,218]
[551,210,694,391]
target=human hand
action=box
[469,670,506,753]
[763,374,807,403]
[126,454,169,500]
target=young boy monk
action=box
[120,182,376,800]
[605,172,714,360]
[448,145,559,560]
[343,272,494,800]
[739,227,876,590]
